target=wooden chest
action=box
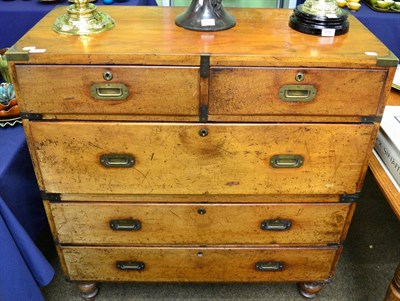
[7,6,397,300]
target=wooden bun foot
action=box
[77,282,99,301]
[385,263,400,301]
[298,282,323,299]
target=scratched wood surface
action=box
[8,6,396,296]
[28,122,375,195]
[209,67,387,118]
[61,245,339,282]
[15,65,200,117]
[7,7,392,68]
[50,202,353,245]
[14,65,389,122]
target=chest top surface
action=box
[6,6,395,68]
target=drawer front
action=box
[62,246,339,282]
[30,122,374,195]
[209,67,386,117]
[50,202,353,245]
[15,65,199,117]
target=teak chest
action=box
[7,6,397,299]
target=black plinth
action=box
[289,5,349,36]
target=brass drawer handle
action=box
[255,261,284,272]
[90,83,129,100]
[100,154,135,168]
[279,84,316,102]
[261,219,292,231]
[116,261,145,271]
[110,219,141,231]
[270,155,304,168]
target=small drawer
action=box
[30,121,375,195]
[15,65,200,118]
[209,67,387,117]
[61,245,339,282]
[49,202,353,245]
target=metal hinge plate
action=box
[361,116,382,123]
[20,112,43,120]
[40,191,61,202]
[200,54,210,78]
[199,105,208,122]
[339,193,360,203]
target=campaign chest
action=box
[7,6,397,300]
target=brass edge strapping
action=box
[377,51,399,67]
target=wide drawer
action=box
[15,65,199,117]
[61,246,339,282]
[30,122,374,195]
[30,122,375,195]
[209,67,387,117]
[49,202,353,245]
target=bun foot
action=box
[77,282,99,301]
[385,263,400,301]
[298,282,323,299]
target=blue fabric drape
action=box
[0,195,54,301]
[0,125,54,300]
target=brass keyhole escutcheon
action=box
[198,208,206,215]
[199,128,208,137]
[103,71,113,81]
[295,72,305,82]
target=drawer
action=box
[209,67,387,117]
[49,202,353,245]
[15,65,199,117]
[61,246,339,282]
[30,122,375,195]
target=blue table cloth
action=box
[0,125,54,301]
[0,195,54,301]
[0,124,47,241]
[353,4,400,60]
[0,0,158,49]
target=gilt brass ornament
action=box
[52,0,115,35]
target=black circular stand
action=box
[289,5,349,36]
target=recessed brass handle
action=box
[110,219,141,231]
[261,219,292,231]
[279,84,316,102]
[255,261,284,272]
[100,154,135,168]
[90,83,129,100]
[270,155,304,168]
[116,261,145,271]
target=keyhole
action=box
[295,72,304,82]
[198,208,206,215]
[199,128,208,137]
[103,71,113,81]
